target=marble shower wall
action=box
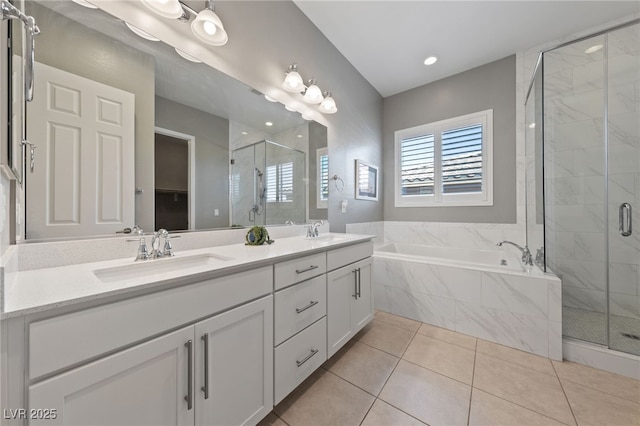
[543,23,640,320]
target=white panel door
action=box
[26,61,135,239]
[28,326,195,426]
[195,295,273,426]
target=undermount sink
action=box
[93,253,233,283]
[306,235,348,243]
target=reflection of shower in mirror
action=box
[250,167,265,222]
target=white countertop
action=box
[2,233,373,319]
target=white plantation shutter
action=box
[320,154,329,201]
[394,109,492,207]
[266,162,294,203]
[400,134,435,196]
[441,124,483,194]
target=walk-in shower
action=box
[526,21,640,356]
[230,140,306,227]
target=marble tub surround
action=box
[13,222,329,272]
[2,231,367,318]
[373,252,562,360]
[347,221,525,253]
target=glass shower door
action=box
[607,24,640,355]
[544,34,608,346]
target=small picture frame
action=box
[355,159,379,201]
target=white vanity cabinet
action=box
[28,295,273,426]
[273,254,328,404]
[24,267,274,426]
[327,242,374,358]
[29,326,195,426]
[194,296,273,426]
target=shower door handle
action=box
[619,203,632,237]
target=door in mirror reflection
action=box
[26,61,135,239]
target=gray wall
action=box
[29,3,156,231]
[155,96,230,230]
[383,55,517,224]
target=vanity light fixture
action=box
[302,79,323,104]
[320,91,337,114]
[175,48,202,63]
[285,105,297,112]
[191,0,228,46]
[141,0,183,19]
[264,95,278,102]
[282,63,305,92]
[71,0,97,9]
[301,114,313,121]
[125,22,160,41]
[281,62,338,114]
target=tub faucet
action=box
[306,220,324,238]
[497,240,533,267]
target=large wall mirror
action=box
[12,0,328,240]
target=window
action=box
[266,162,294,203]
[394,109,493,207]
[317,147,329,209]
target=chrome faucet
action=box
[128,228,180,261]
[497,240,533,267]
[306,220,324,238]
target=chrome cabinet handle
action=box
[295,265,318,274]
[201,334,209,400]
[619,203,632,237]
[357,268,361,298]
[184,340,193,410]
[352,269,358,299]
[296,348,319,367]
[295,300,319,314]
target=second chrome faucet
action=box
[127,228,180,261]
[497,240,533,267]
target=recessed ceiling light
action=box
[296,134,303,138]
[585,44,603,54]
[264,95,278,102]
[241,131,248,135]
[423,56,438,66]
[265,121,273,126]
[528,122,536,129]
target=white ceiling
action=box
[293,1,640,97]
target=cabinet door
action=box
[195,295,273,426]
[351,258,374,332]
[327,264,358,358]
[327,258,374,358]
[28,327,195,426]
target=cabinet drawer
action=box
[29,266,273,380]
[274,317,327,404]
[274,252,326,290]
[274,275,326,345]
[327,241,373,271]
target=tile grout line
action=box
[553,374,640,406]
[369,326,432,426]
[466,338,479,426]
[551,361,581,426]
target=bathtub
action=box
[375,242,522,273]
[373,242,562,360]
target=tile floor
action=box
[260,310,640,426]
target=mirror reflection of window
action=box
[266,162,294,203]
[317,147,328,209]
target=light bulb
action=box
[203,20,217,35]
[303,80,323,104]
